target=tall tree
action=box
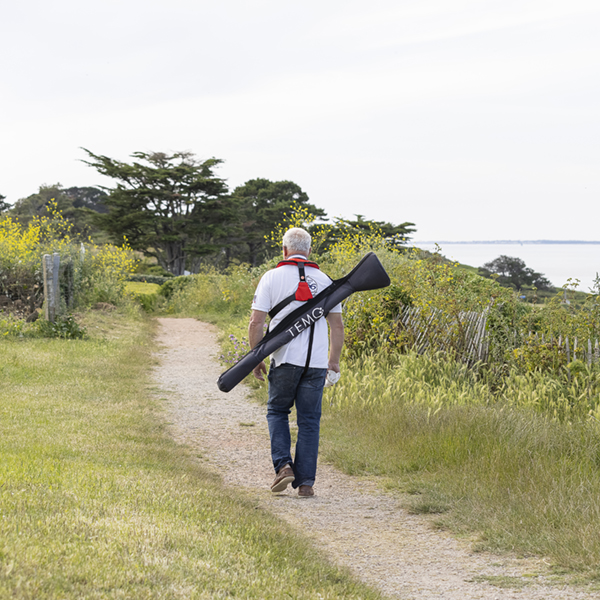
[479,255,552,290]
[230,178,326,266]
[83,150,232,275]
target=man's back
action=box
[251,260,341,369]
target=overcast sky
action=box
[1,0,599,241]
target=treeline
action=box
[1,150,416,275]
[1,185,109,238]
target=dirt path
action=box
[152,317,597,600]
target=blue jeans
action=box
[267,363,327,488]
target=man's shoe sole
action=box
[271,475,295,493]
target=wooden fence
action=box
[522,332,600,367]
[398,305,489,366]
[398,304,599,367]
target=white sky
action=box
[1,0,599,241]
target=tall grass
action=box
[162,264,262,323]
[323,402,600,575]
[0,311,380,599]
[327,348,600,423]
[322,349,600,575]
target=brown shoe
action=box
[298,485,314,497]
[271,465,295,493]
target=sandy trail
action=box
[152,317,597,600]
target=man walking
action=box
[248,228,344,497]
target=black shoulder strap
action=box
[268,292,296,320]
[302,323,316,376]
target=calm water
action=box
[413,242,600,292]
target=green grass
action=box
[125,282,162,312]
[0,311,381,600]
[124,281,161,295]
[321,350,600,579]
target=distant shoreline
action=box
[412,240,600,245]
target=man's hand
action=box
[253,360,267,381]
[328,361,341,374]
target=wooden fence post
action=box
[43,254,54,322]
[42,253,61,323]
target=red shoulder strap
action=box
[276,258,320,270]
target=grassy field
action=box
[0,310,381,600]
[319,349,600,581]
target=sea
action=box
[412,241,600,293]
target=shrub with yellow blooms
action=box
[0,203,136,322]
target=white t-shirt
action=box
[251,256,342,369]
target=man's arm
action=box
[326,312,344,373]
[248,309,268,381]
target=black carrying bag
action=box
[217,252,391,392]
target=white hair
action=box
[282,227,311,255]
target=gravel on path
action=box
[153,317,598,600]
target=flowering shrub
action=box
[75,242,137,307]
[511,335,568,373]
[532,286,600,342]
[265,202,324,251]
[0,204,74,304]
[0,314,30,337]
[0,204,136,321]
[315,233,510,360]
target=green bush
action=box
[127,273,172,285]
[0,314,32,338]
[133,257,174,277]
[159,275,194,299]
[36,314,87,339]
